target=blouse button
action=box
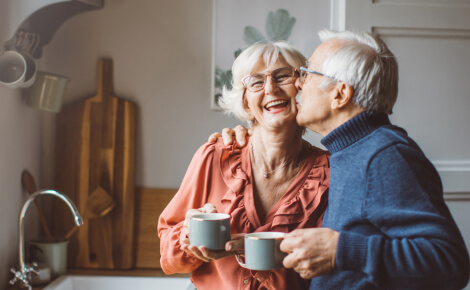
[243,279,249,285]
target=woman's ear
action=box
[242,94,255,121]
[331,83,354,110]
[243,94,251,113]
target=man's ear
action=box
[331,83,354,110]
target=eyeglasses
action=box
[299,66,340,83]
[241,67,298,92]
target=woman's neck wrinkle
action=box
[251,128,303,169]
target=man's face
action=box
[295,40,340,136]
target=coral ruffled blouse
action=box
[158,138,329,290]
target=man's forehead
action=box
[307,40,339,68]
[306,56,318,68]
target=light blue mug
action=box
[244,232,286,270]
[189,213,231,250]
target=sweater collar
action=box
[321,112,391,154]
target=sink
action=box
[44,275,192,290]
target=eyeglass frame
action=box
[241,67,299,92]
[299,66,342,83]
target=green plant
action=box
[214,9,296,106]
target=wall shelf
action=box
[2,0,103,59]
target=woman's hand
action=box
[181,203,217,241]
[181,233,246,263]
[179,203,245,262]
[208,125,251,147]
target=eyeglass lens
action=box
[300,69,309,83]
[244,67,296,92]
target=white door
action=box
[331,1,470,287]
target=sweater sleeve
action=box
[336,144,470,289]
[157,142,217,275]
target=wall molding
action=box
[433,160,470,172]
[374,27,470,38]
[369,2,470,31]
[330,0,470,32]
[444,192,470,201]
[432,160,470,193]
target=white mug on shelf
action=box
[0,50,37,88]
[0,50,27,88]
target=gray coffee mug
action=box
[189,213,231,250]
[244,232,286,270]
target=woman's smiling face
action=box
[243,56,299,130]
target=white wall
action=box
[38,0,246,189]
[0,1,42,286]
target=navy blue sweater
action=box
[310,112,470,289]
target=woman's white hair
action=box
[218,41,306,122]
[318,29,399,114]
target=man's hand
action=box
[208,125,251,147]
[280,228,339,279]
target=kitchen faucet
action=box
[9,189,83,289]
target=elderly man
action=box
[213,29,470,289]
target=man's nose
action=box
[264,76,280,94]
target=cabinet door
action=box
[332,2,470,286]
[332,0,470,193]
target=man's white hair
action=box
[318,29,399,114]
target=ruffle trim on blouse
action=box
[218,141,330,231]
[272,154,329,229]
[219,142,247,195]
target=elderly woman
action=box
[158,41,330,290]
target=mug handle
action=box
[235,254,247,268]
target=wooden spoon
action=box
[64,186,115,240]
[21,169,53,242]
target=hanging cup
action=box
[0,50,37,88]
[21,53,37,87]
[24,71,69,113]
[0,50,27,88]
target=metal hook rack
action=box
[13,30,40,56]
[2,0,104,59]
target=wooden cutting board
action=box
[134,188,178,269]
[53,58,136,269]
